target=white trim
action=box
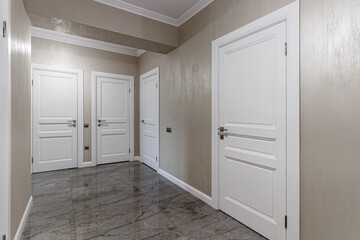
[211,2,299,240]
[133,156,141,162]
[140,67,159,172]
[177,0,214,26]
[31,64,84,171]
[31,27,145,57]
[158,168,212,206]
[13,196,33,240]
[91,71,135,166]
[93,0,213,27]
[0,0,11,237]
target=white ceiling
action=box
[94,0,214,26]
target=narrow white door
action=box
[0,1,10,236]
[140,68,159,171]
[32,66,83,173]
[96,74,131,165]
[218,22,287,239]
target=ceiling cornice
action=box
[93,0,214,27]
[31,27,145,57]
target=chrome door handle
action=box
[218,127,228,132]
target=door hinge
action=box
[284,42,288,56]
[2,21,6,38]
[32,79,33,86]
[129,148,131,154]
[2,234,6,240]
[31,157,33,163]
[156,156,158,162]
[285,215,288,229]
[156,83,158,88]
[129,88,131,93]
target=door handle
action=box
[218,127,228,132]
[218,126,228,140]
[67,120,77,127]
[141,120,145,123]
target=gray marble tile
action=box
[22,161,267,240]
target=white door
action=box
[0,0,10,237]
[32,66,83,173]
[140,68,159,171]
[95,73,131,165]
[218,22,287,239]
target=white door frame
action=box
[211,2,299,240]
[31,64,84,170]
[140,67,160,171]
[91,71,134,166]
[0,0,11,238]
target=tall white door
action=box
[140,68,159,171]
[218,22,287,239]
[95,74,131,165]
[0,0,10,237]
[32,66,83,173]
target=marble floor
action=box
[21,161,266,240]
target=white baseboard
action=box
[133,156,141,162]
[14,196,33,240]
[158,168,212,206]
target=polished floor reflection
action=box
[21,161,266,240]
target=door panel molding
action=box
[211,2,299,240]
[140,67,159,171]
[91,71,134,166]
[32,64,84,172]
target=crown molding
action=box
[177,0,214,26]
[93,0,214,27]
[31,27,145,57]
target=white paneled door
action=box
[140,68,159,171]
[32,66,83,173]
[217,22,287,239]
[93,72,133,165]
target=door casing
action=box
[140,67,160,171]
[211,2,299,240]
[31,64,84,171]
[0,0,11,237]
[91,71,134,166]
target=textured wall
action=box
[24,0,178,48]
[31,37,139,161]
[300,0,360,239]
[11,0,32,237]
[138,0,294,196]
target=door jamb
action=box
[31,64,84,170]
[0,0,11,237]
[140,67,160,171]
[91,71,135,166]
[211,2,299,240]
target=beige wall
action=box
[300,0,360,239]
[11,0,32,237]
[24,0,178,49]
[138,0,294,196]
[31,37,139,161]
